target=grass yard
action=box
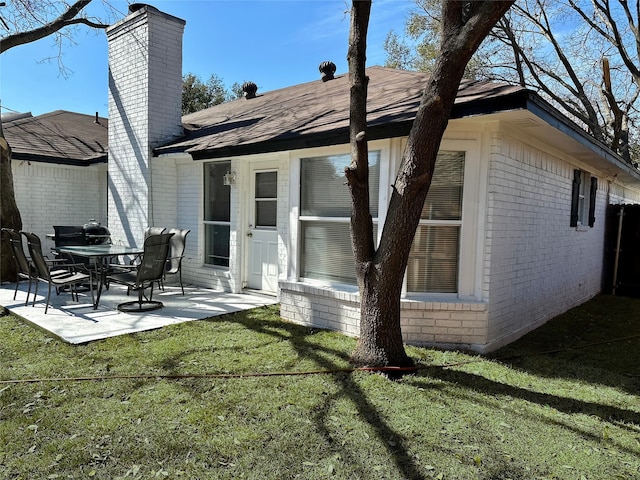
[0,294,639,479]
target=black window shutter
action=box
[570,169,581,227]
[588,176,597,227]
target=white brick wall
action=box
[280,127,640,353]
[483,131,640,349]
[149,157,235,292]
[106,6,185,247]
[279,281,489,347]
[12,162,107,250]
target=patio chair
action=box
[107,232,174,312]
[23,232,94,314]
[146,226,167,238]
[162,228,190,295]
[1,228,36,305]
[129,226,166,265]
[53,225,87,247]
[52,225,93,272]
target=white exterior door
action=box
[246,168,279,293]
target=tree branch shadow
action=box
[164,312,431,479]
[410,365,640,456]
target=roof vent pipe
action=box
[242,81,258,99]
[319,61,336,82]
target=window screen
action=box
[299,151,380,283]
[408,151,465,293]
[204,161,231,267]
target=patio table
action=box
[54,245,143,309]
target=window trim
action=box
[297,150,382,285]
[254,170,278,230]
[571,168,597,228]
[402,139,482,300]
[203,160,232,269]
[406,150,465,295]
[289,138,483,299]
[289,141,391,287]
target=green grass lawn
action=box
[1,294,639,479]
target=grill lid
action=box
[83,220,110,244]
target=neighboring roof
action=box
[3,110,108,166]
[154,66,528,160]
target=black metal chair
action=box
[2,228,36,305]
[23,232,93,314]
[162,228,190,295]
[53,225,87,247]
[52,225,93,273]
[129,226,166,265]
[146,226,167,238]
[107,233,174,312]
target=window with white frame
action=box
[255,171,277,228]
[298,149,467,293]
[299,151,380,284]
[204,161,231,267]
[570,169,597,228]
[407,151,465,293]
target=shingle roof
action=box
[3,110,108,166]
[155,66,527,159]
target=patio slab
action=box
[0,281,278,344]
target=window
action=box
[204,161,231,267]
[571,169,597,228]
[255,171,277,228]
[407,151,465,293]
[299,151,380,284]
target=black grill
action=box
[53,221,111,247]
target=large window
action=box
[407,151,465,293]
[300,151,380,284]
[204,161,231,267]
[298,149,465,293]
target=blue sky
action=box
[0,0,414,118]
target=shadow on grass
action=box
[160,308,430,480]
[489,294,640,396]
[419,366,638,426]
[142,295,639,478]
[407,365,640,460]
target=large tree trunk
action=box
[346,0,411,368]
[0,125,22,283]
[348,1,514,368]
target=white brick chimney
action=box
[106,4,185,247]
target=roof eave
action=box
[11,152,108,166]
[524,92,633,174]
[155,87,638,183]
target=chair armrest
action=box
[109,264,139,274]
[51,262,86,273]
[46,256,68,264]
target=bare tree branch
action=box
[0,0,107,54]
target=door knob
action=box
[247,232,253,237]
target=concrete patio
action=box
[0,281,278,344]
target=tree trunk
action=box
[0,125,22,283]
[347,0,514,368]
[346,0,411,368]
[351,253,411,367]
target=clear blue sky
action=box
[0,0,414,118]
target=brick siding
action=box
[12,162,107,250]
